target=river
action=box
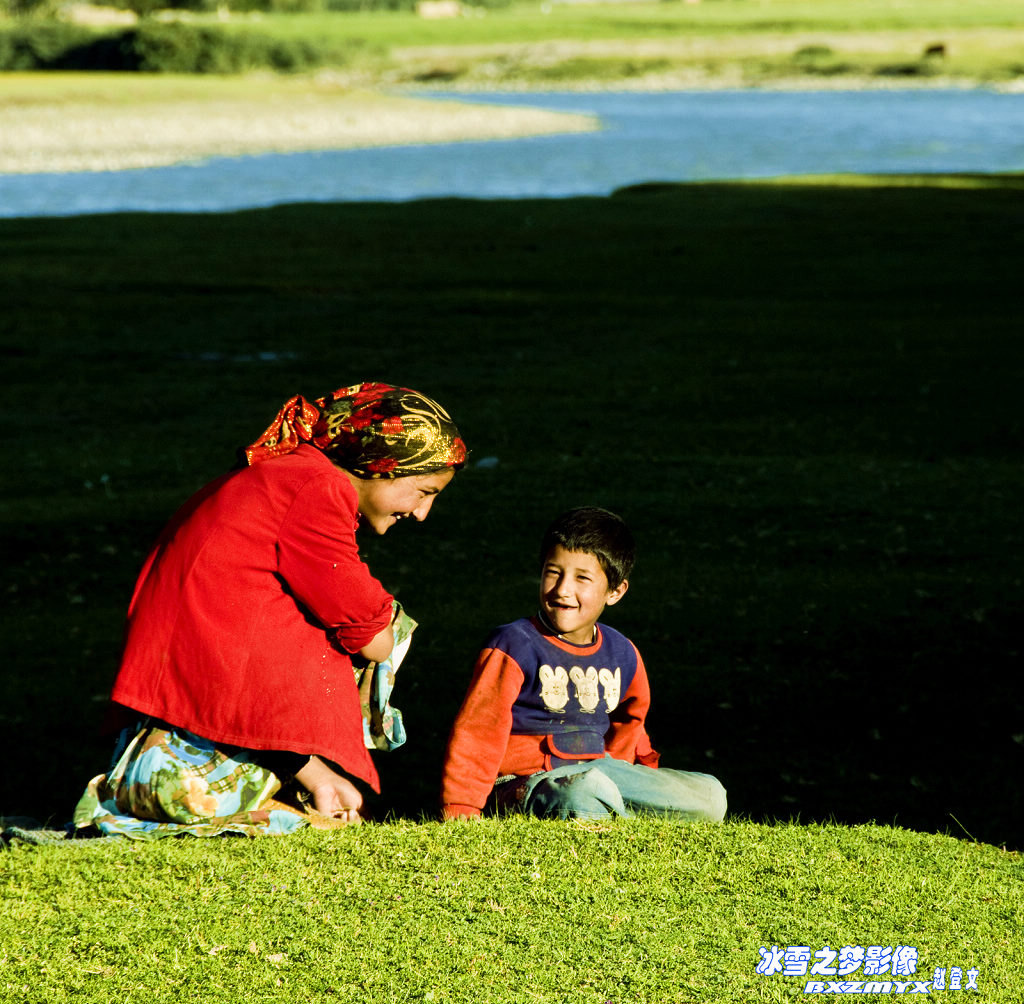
[2,88,1022,217]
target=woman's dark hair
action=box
[539,506,635,590]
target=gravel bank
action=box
[0,84,598,174]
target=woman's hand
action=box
[295,756,365,825]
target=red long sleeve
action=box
[441,647,524,815]
[605,647,659,766]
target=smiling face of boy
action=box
[538,545,629,645]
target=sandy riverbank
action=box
[0,75,599,175]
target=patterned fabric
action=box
[0,820,71,846]
[355,603,417,751]
[244,382,467,478]
[73,726,311,839]
[74,605,419,840]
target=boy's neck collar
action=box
[535,609,597,645]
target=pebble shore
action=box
[0,85,599,175]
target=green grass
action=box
[4,0,1024,84]
[0,68,383,102]
[211,0,1024,86]
[3,818,1022,1001]
[1,172,1022,997]
[204,0,1024,86]
[228,0,1024,48]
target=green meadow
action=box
[211,0,1024,50]
[1,172,1022,995]
[3,818,1022,1001]
[3,0,1024,85]
[225,0,1024,88]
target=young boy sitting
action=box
[441,506,727,822]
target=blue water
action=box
[2,89,1023,218]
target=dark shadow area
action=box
[1,179,1021,846]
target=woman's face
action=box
[353,469,455,535]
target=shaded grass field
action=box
[1,174,1021,852]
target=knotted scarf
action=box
[244,382,466,478]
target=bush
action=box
[130,23,370,72]
[229,0,327,13]
[794,44,834,61]
[875,60,941,78]
[0,21,97,68]
[1,0,56,15]
[324,0,415,10]
[0,0,50,14]
[0,20,370,71]
[128,23,251,71]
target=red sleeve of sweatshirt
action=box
[440,646,524,818]
[605,645,660,768]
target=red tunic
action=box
[111,445,393,791]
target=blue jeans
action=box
[492,757,727,822]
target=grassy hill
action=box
[2,818,1022,1001]
[1,172,1022,998]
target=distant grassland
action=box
[161,0,1024,87]
[245,0,1024,47]
[2,0,1024,86]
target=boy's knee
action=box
[703,776,728,823]
[675,771,727,822]
[527,765,627,820]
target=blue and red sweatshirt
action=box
[441,616,660,818]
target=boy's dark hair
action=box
[539,506,635,590]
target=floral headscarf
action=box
[244,382,467,479]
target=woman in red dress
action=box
[75,382,466,838]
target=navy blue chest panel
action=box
[490,620,638,752]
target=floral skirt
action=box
[75,604,418,839]
[73,724,313,839]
